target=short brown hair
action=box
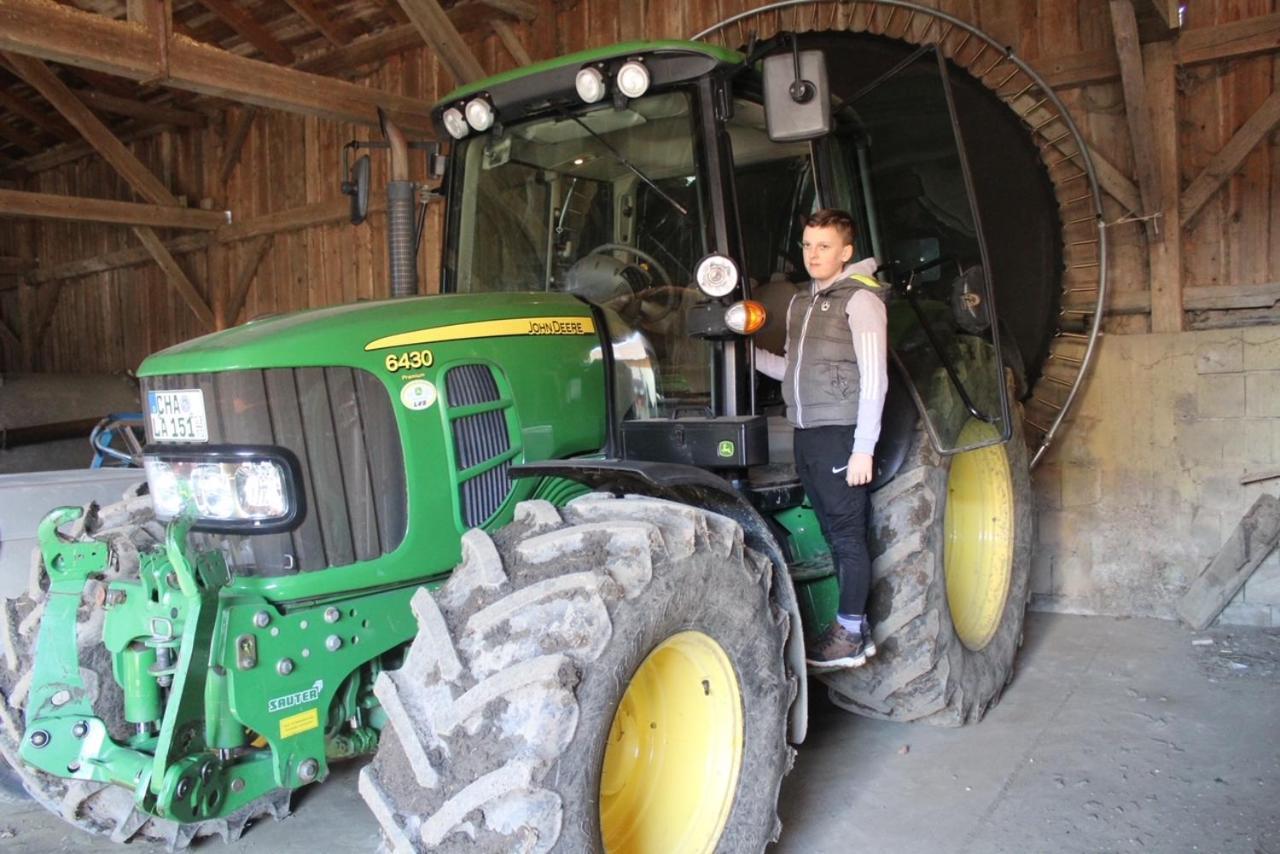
[804,208,856,246]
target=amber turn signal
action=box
[724,300,767,335]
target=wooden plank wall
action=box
[0,0,1276,373]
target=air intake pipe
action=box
[379,109,417,299]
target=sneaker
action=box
[861,624,877,660]
[806,622,868,671]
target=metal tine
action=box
[978,51,1007,77]
[952,31,973,58]
[968,41,991,67]
[1056,170,1089,185]
[883,6,899,33]
[1040,130,1072,148]
[1033,395,1065,411]
[994,67,1020,88]
[1025,416,1052,434]
[1032,111,1062,132]
[1019,96,1049,118]
[900,9,919,40]
[1049,351,1085,366]
[1005,80,1037,101]
[1055,331,1091,340]
[1048,150,1081,168]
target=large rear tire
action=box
[0,490,292,846]
[360,494,796,852]
[820,409,1034,725]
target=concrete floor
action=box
[1,613,1277,853]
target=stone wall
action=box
[1031,325,1280,626]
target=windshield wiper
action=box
[570,116,688,217]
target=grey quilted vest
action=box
[781,273,886,428]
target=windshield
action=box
[445,91,715,416]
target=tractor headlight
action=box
[694,253,740,298]
[143,446,304,533]
[464,98,495,132]
[616,60,650,98]
[441,107,469,139]
[575,67,606,103]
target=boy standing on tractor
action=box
[756,208,889,669]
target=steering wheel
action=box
[587,243,673,288]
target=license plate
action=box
[148,389,209,443]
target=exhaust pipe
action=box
[379,109,417,299]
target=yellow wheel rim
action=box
[944,420,1016,651]
[599,631,744,854]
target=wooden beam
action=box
[16,120,159,173]
[29,279,64,346]
[0,119,43,155]
[0,312,21,351]
[281,0,357,47]
[1109,0,1163,241]
[132,225,214,329]
[491,19,531,67]
[1137,0,1181,29]
[1176,12,1280,66]
[0,188,229,229]
[219,106,257,183]
[396,0,486,84]
[3,51,179,206]
[479,0,538,20]
[12,195,386,287]
[1037,13,1280,90]
[196,0,294,65]
[0,0,435,134]
[294,25,422,76]
[1145,40,1182,332]
[1181,91,1280,228]
[74,89,206,128]
[1098,283,1280,315]
[0,88,76,142]
[0,256,35,275]
[223,234,273,327]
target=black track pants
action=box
[794,424,871,617]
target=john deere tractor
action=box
[1,12,1092,851]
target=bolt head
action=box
[325,634,342,652]
[276,658,295,676]
[253,610,271,628]
[297,758,319,782]
[50,690,71,707]
[29,730,50,748]
[200,762,217,784]
[323,607,341,624]
[106,589,127,606]
[175,777,192,799]
[72,721,89,738]
[231,778,246,793]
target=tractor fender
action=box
[511,458,809,744]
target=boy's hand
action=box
[846,452,873,487]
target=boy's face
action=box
[801,224,855,283]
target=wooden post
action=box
[1145,40,1182,333]
[1109,0,1164,243]
[396,0,487,84]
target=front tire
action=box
[820,409,1034,726]
[360,494,795,852]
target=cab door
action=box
[818,45,1014,453]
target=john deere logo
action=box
[717,440,735,458]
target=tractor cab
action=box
[431,38,1016,489]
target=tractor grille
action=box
[444,364,514,528]
[141,368,406,575]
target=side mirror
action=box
[763,49,831,142]
[341,153,371,225]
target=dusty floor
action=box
[1,613,1277,853]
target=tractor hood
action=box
[138,292,599,376]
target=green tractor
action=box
[1,12,1100,851]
